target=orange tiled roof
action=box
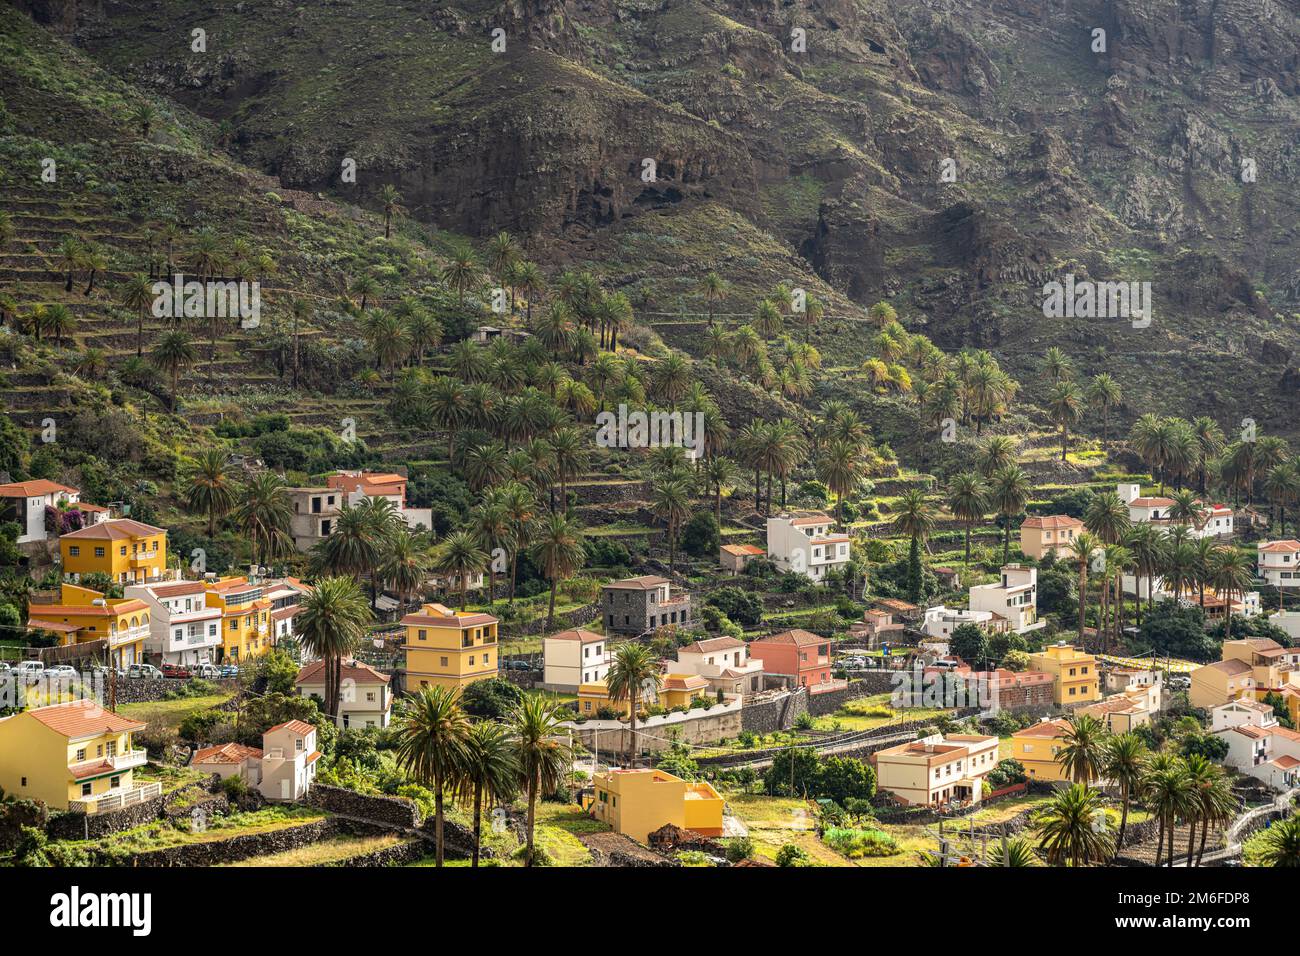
[0,479,78,497]
[60,518,164,540]
[1021,514,1084,530]
[295,659,390,685]
[192,743,263,765]
[26,701,145,738]
[266,719,315,737]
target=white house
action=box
[968,565,1045,635]
[124,580,223,666]
[542,629,610,693]
[295,659,391,729]
[1118,482,1233,539]
[191,720,320,801]
[1258,540,1300,592]
[265,577,311,644]
[1212,701,1300,791]
[0,479,109,545]
[673,636,764,697]
[766,511,851,581]
[921,605,1006,639]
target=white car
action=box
[191,662,220,680]
[128,663,163,679]
[44,665,78,680]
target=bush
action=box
[986,758,1027,789]
[776,843,810,867]
[822,827,900,859]
[725,836,755,863]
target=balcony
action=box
[111,748,149,771]
[109,625,150,648]
[68,780,161,815]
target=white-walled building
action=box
[125,579,224,666]
[1258,540,1300,592]
[191,720,321,802]
[673,636,764,697]
[921,605,1007,639]
[766,512,851,581]
[0,480,109,545]
[542,628,610,693]
[1117,482,1233,539]
[1212,700,1300,791]
[286,471,432,552]
[295,659,391,729]
[968,565,1045,635]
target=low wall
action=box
[48,774,223,841]
[318,838,426,868]
[114,677,240,706]
[565,699,744,756]
[305,784,422,829]
[96,817,340,867]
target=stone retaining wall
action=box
[305,784,422,829]
[317,838,427,868]
[96,817,340,867]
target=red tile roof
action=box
[266,719,315,737]
[752,628,826,647]
[0,479,78,497]
[605,575,670,589]
[1258,540,1300,553]
[192,743,263,765]
[1021,514,1084,530]
[295,659,390,685]
[546,628,605,643]
[679,636,746,654]
[26,701,146,739]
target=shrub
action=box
[775,843,810,867]
[822,827,900,858]
[724,836,755,863]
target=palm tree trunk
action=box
[136,309,144,357]
[545,578,557,631]
[472,783,482,868]
[434,772,445,867]
[525,779,537,867]
[1154,818,1164,867]
[1196,819,1210,865]
[1114,785,1129,859]
[509,552,519,604]
[1186,818,1197,867]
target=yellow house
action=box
[576,673,711,718]
[60,518,167,584]
[0,701,156,813]
[401,603,498,693]
[1028,643,1099,705]
[587,768,724,843]
[1010,718,1075,782]
[204,577,274,664]
[26,583,151,667]
[1190,638,1300,713]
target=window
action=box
[81,783,92,797]
[94,547,105,558]
[110,775,120,789]
[76,749,86,761]
[69,546,80,557]
[440,656,449,667]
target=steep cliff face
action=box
[35,0,1300,431]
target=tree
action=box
[1209,546,1254,640]
[1035,783,1114,867]
[152,329,195,411]
[431,530,489,610]
[817,438,865,525]
[607,642,661,766]
[986,836,1040,867]
[458,720,518,868]
[990,465,1030,564]
[650,476,692,572]
[1184,754,1234,867]
[528,512,585,630]
[56,236,84,293]
[459,676,524,721]
[394,686,471,867]
[378,531,428,606]
[1256,813,1300,867]
[510,696,572,867]
[698,271,729,326]
[948,623,990,669]
[1047,379,1084,463]
[441,240,481,305]
[377,183,406,239]
[1142,756,1194,867]
[1087,373,1122,443]
[1101,732,1148,858]
[296,576,371,724]
[183,448,237,538]
[703,456,737,529]
[867,300,897,329]
[121,273,154,358]
[233,472,294,566]
[1058,713,1108,785]
[1069,532,1099,647]
[946,472,989,566]
[680,511,720,558]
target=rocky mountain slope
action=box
[11,0,1300,437]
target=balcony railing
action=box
[68,780,161,815]
[111,748,148,771]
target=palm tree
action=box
[121,273,154,357]
[986,836,1040,867]
[703,456,738,529]
[1183,754,1234,867]
[607,641,661,767]
[457,720,518,868]
[74,347,107,380]
[529,513,584,630]
[1101,733,1148,857]
[1069,532,1099,646]
[1084,490,1131,544]
[377,183,406,239]
[1047,379,1084,462]
[349,273,380,311]
[650,477,692,572]
[394,686,471,867]
[1087,373,1122,443]
[81,245,107,296]
[432,531,489,610]
[893,487,937,551]
[233,472,294,565]
[1143,758,1194,867]
[1209,546,1254,639]
[131,101,158,138]
[441,241,481,305]
[867,300,897,329]
[56,236,84,293]
[514,261,545,323]
[698,271,729,326]
[548,426,589,513]
[467,501,512,605]
[989,465,1030,564]
[1256,813,1300,867]
[316,503,387,607]
[378,532,429,607]
[946,473,989,566]
[296,576,371,721]
[1057,714,1108,784]
[1035,783,1114,867]
[1042,346,1074,384]
[152,329,195,411]
[183,448,237,537]
[975,436,1018,477]
[44,304,75,348]
[510,696,572,867]
[817,438,865,525]
[1191,416,1226,493]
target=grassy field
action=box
[223,834,410,866]
[812,693,952,732]
[409,801,604,867]
[63,806,328,855]
[118,693,234,730]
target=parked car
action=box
[91,665,126,680]
[161,663,192,679]
[128,663,163,679]
[503,659,533,671]
[13,661,45,680]
[191,662,220,680]
[44,665,78,680]
[217,664,239,679]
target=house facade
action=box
[295,659,392,729]
[125,579,223,666]
[1027,643,1100,705]
[1258,540,1300,592]
[401,602,499,692]
[719,543,764,574]
[586,768,724,843]
[27,584,151,667]
[871,733,999,807]
[203,576,274,664]
[1018,514,1084,561]
[968,565,1044,635]
[0,702,154,814]
[601,576,692,635]
[60,518,168,584]
[1010,718,1074,782]
[192,720,321,802]
[765,511,851,581]
[673,636,764,697]
[747,628,833,688]
[286,470,432,552]
[542,628,610,693]
[0,479,108,545]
